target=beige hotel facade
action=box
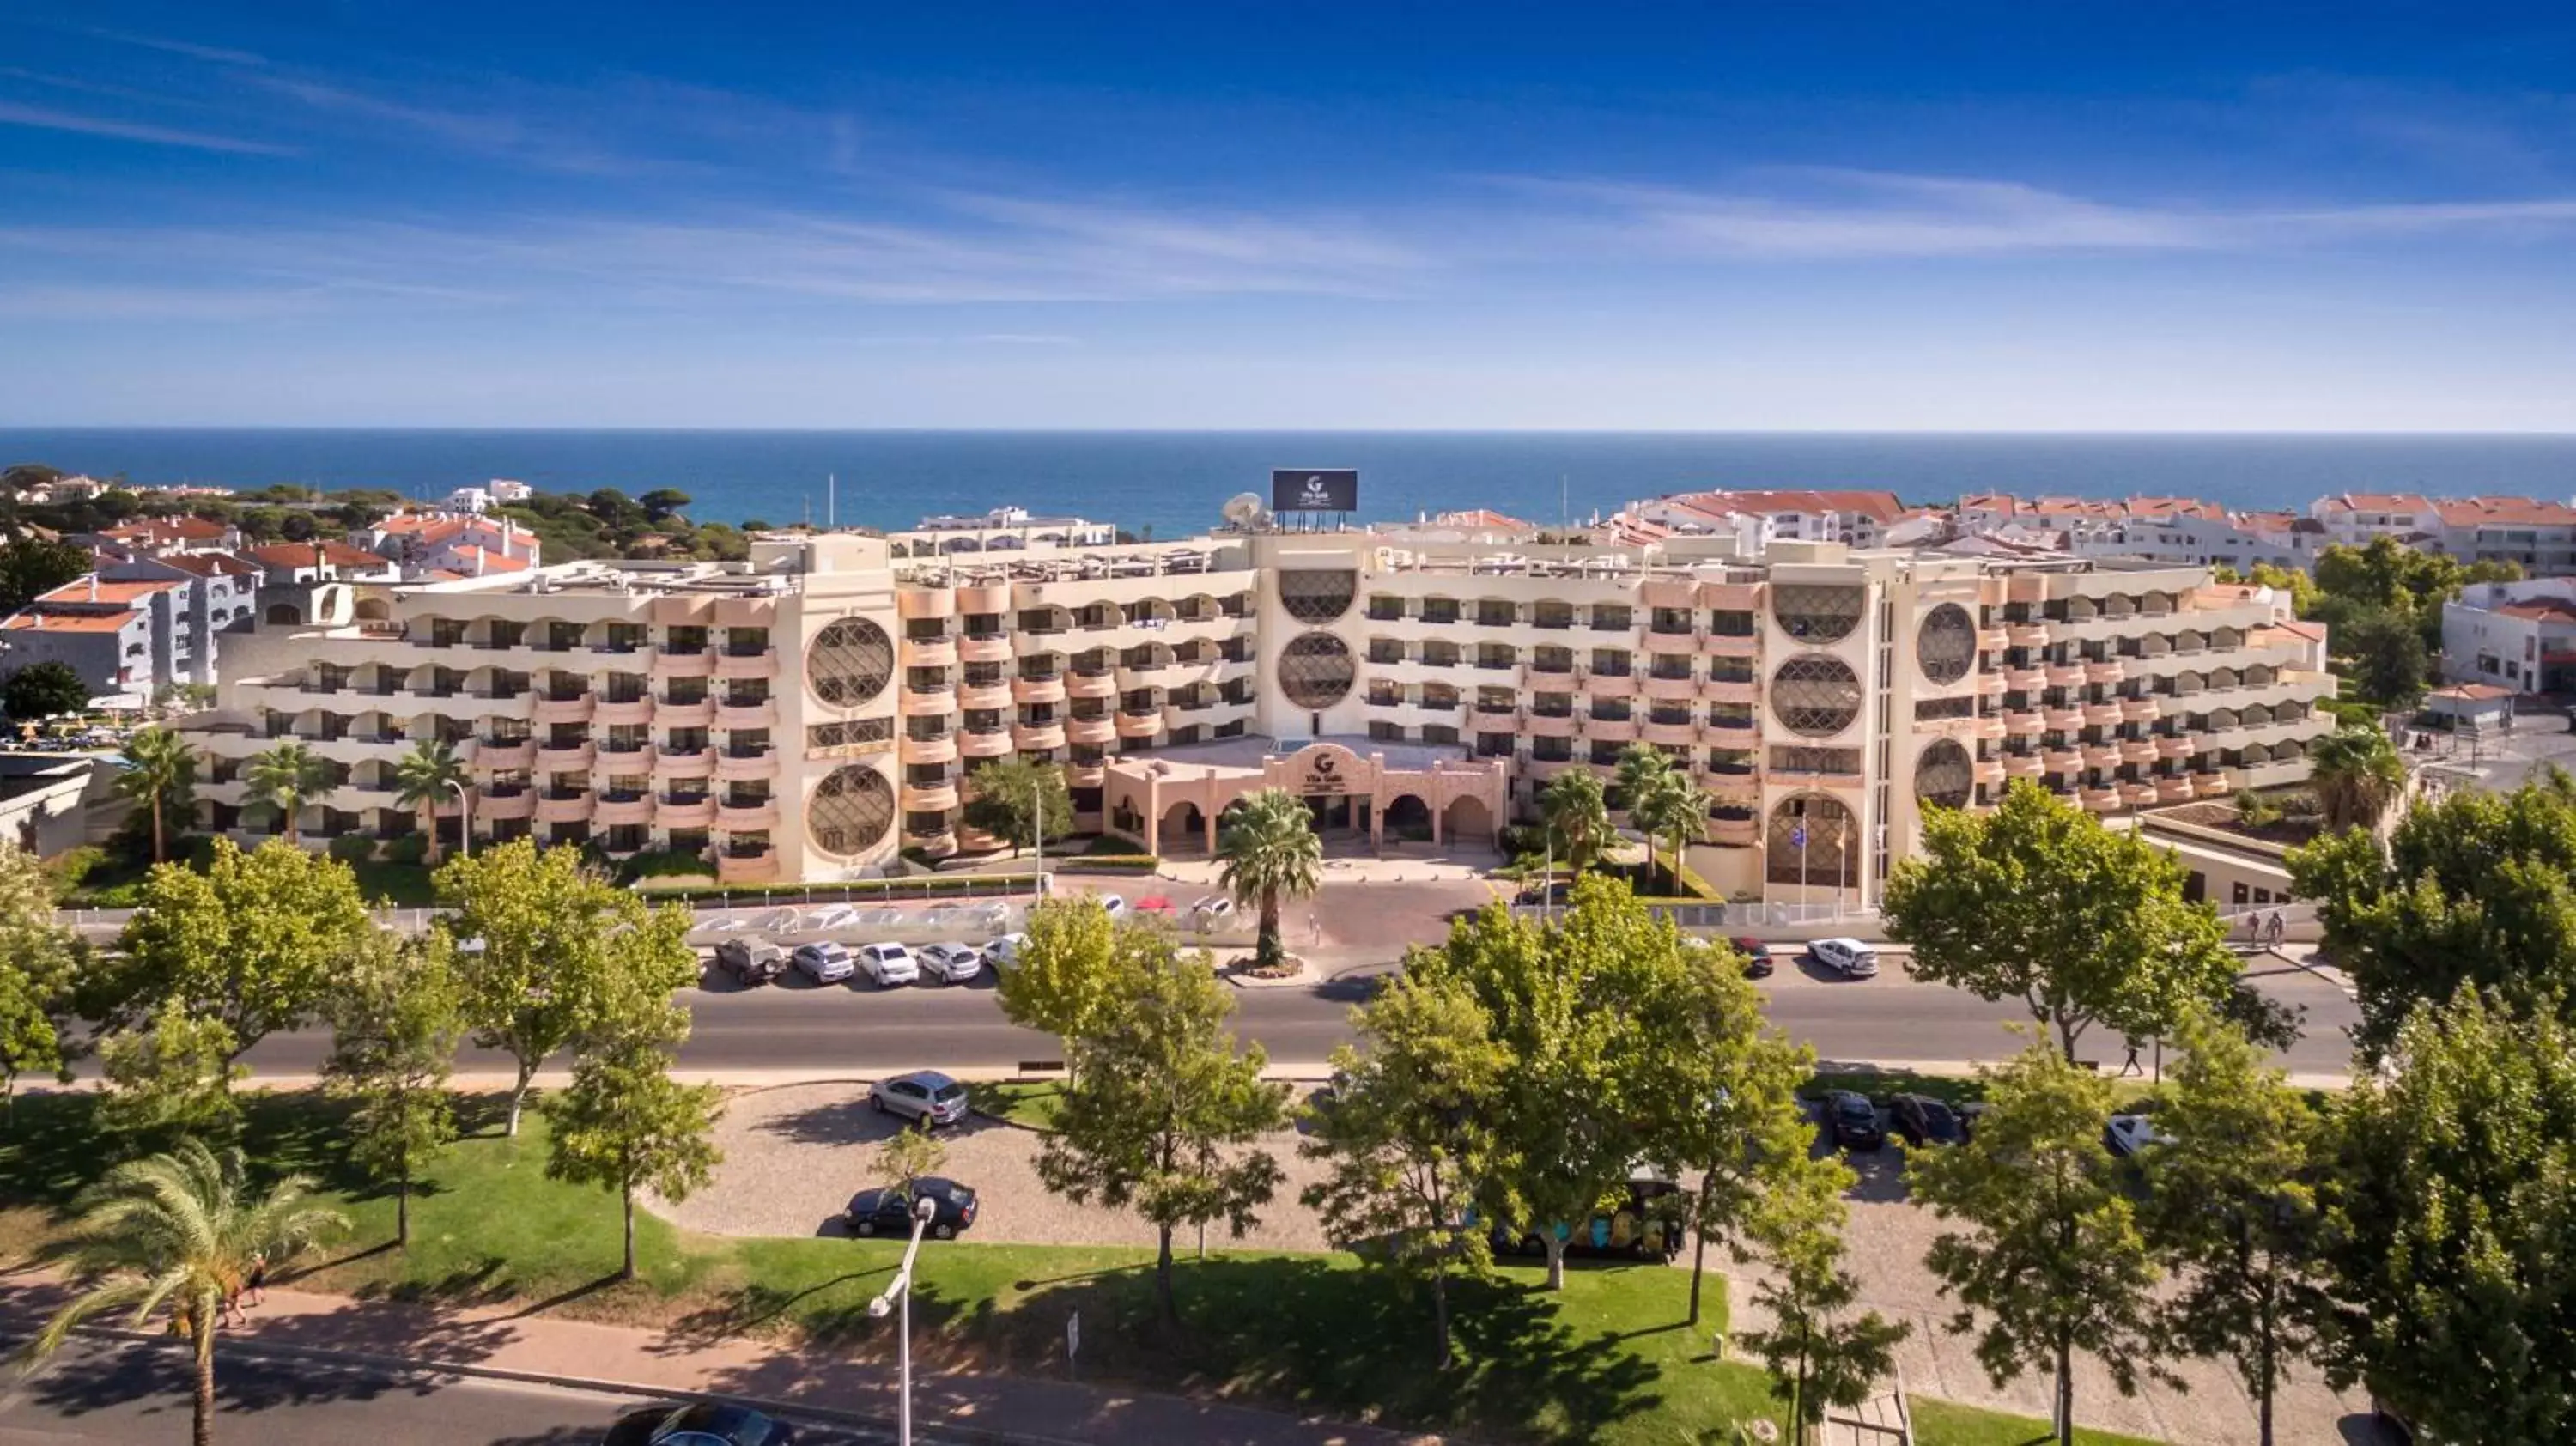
[185,521,2334,908]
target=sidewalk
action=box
[1,1275,1438,1446]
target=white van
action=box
[1808,938,1880,978]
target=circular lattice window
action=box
[1770,655,1862,737]
[1772,584,1866,643]
[1916,738,1972,809]
[806,617,894,707]
[1278,570,1358,624]
[1916,604,1977,685]
[808,764,896,855]
[1278,631,1356,708]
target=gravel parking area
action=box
[652,1080,1339,1252]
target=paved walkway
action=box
[0,1274,1436,1446]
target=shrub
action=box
[381,834,431,866]
[326,835,379,863]
[2275,790,2324,819]
[617,848,714,884]
[2233,789,2282,827]
[1058,853,1160,874]
[45,845,107,892]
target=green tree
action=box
[2287,768,2576,1059]
[95,998,244,1141]
[993,895,1136,1072]
[2318,989,2576,1442]
[439,839,699,1135]
[243,738,338,848]
[323,932,462,1248]
[960,754,1072,858]
[114,725,198,864]
[1613,744,1675,878]
[105,839,370,1072]
[1299,971,1508,1368]
[0,535,94,610]
[1630,763,1713,896]
[2306,724,2405,834]
[1883,780,2238,1060]
[2139,1007,2330,1446]
[1537,767,1612,874]
[2331,605,2427,708]
[3,660,90,720]
[542,1030,724,1281]
[1038,938,1290,1328]
[1906,1036,2167,1446]
[637,488,694,519]
[1216,787,1323,971]
[1734,1151,1910,1441]
[0,842,78,1122]
[1411,875,1649,1291]
[390,738,467,865]
[26,1139,347,1446]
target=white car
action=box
[2104,1114,2175,1158]
[792,941,854,984]
[914,942,984,985]
[1808,938,1880,978]
[1190,896,1236,921]
[856,942,920,987]
[1093,894,1130,920]
[986,933,1029,970]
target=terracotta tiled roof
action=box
[2433,495,2576,527]
[1431,508,1535,532]
[1670,489,1908,524]
[102,516,228,542]
[246,541,388,568]
[2497,599,2576,623]
[33,578,183,605]
[445,545,532,574]
[149,551,264,577]
[3,611,136,633]
[2431,683,2514,702]
[2316,493,2436,515]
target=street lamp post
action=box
[444,777,472,858]
[868,1194,939,1446]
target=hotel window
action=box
[1421,598,1460,625]
[726,627,769,656]
[1532,737,1573,762]
[1477,600,1516,628]
[1591,648,1631,677]
[1368,720,1405,742]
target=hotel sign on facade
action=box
[1272,469,1359,513]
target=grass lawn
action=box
[1912,1399,2162,1446]
[969,1079,1065,1131]
[0,1091,2135,1446]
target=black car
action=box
[1824,1090,1885,1151]
[1487,1178,1687,1261]
[603,1401,796,1445]
[1889,1093,1965,1148]
[845,1176,979,1239]
[1955,1101,1990,1141]
[1730,936,1776,979]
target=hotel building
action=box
[182,519,2333,908]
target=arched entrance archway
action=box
[1766,793,1859,889]
[1382,794,1433,841]
[265,602,303,626]
[1159,799,1207,854]
[1443,795,1496,844]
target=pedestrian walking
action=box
[221,1278,247,1329]
[246,1251,268,1307]
[2266,910,2286,948]
[2118,1037,2143,1078]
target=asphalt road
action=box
[232,948,2362,1081]
[0,1336,890,1445]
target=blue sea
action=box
[4,430,2573,541]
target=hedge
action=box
[1055,854,1161,874]
[634,872,1049,905]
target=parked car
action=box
[1486,1176,1686,1261]
[1955,1101,1990,1141]
[1889,1093,1966,1148]
[2104,1112,2175,1158]
[871,1068,972,1127]
[1807,937,1881,978]
[1730,936,1776,979]
[790,942,854,985]
[712,938,787,987]
[1092,894,1130,920]
[1823,1090,1885,1151]
[855,942,920,987]
[914,942,985,984]
[986,933,1028,970]
[844,1176,980,1240]
[602,1401,796,1445]
[1190,895,1236,921]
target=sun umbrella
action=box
[1134,895,1176,912]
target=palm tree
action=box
[1613,744,1677,884]
[1631,769,1714,896]
[1217,787,1323,971]
[243,740,337,849]
[2307,725,2406,833]
[114,726,197,864]
[27,1139,347,1446]
[1539,767,1612,875]
[390,738,467,865]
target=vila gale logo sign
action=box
[1271,468,1358,513]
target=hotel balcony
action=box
[1642,629,1698,656]
[716,700,777,729]
[1580,671,1639,699]
[1115,709,1164,740]
[536,740,595,771]
[2042,707,2085,731]
[2002,667,2045,691]
[653,747,715,779]
[2080,744,2121,769]
[1066,670,1119,700]
[903,780,961,812]
[901,732,959,765]
[903,638,958,669]
[2191,771,2233,799]
[1583,715,1640,744]
[2041,748,2083,773]
[2001,710,2045,736]
[2079,787,2123,813]
[657,697,715,728]
[471,738,537,771]
[1702,581,1763,611]
[959,634,1013,665]
[2086,660,2128,684]
[2119,738,2160,766]
[1972,672,2008,697]
[957,681,1013,712]
[650,649,713,681]
[1976,628,2012,653]
[476,787,537,821]
[657,794,718,829]
[533,694,595,726]
[2002,754,2046,779]
[900,687,958,717]
[960,726,1014,758]
[1066,715,1118,746]
[955,581,1011,614]
[2121,782,2161,808]
[2155,777,2199,804]
[716,648,778,680]
[2154,735,2200,761]
[536,792,595,825]
[1521,710,1578,738]
[2120,697,2160,723]
[1767,762,1864,787]
[595,793,655,828]
[1639,717,1700,747]
[2081,703,2124,727]
[897,587,955,621]
[717,799,781,831]
[1013,675,1068,706]
[715,748,779,781]
[596,697,654,727]
[1064,760,1106,788]
[1641,673,1698,702]
[1704,633,1761,659]
[1014,720,1067,751]
[1972,759,2008,787]
[716,849,781,884]
[1709,816,1760,848]
[1702,679,1759,706]
[2007,624,2052,648]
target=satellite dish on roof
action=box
[1222,493,1269,531]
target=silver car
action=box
[914,942,984,984]
[871,1070,971,1128]
[792,941,854,984]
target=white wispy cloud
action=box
[0,100,295,155]
[80,28,267,67]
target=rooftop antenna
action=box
[828,473,837,531]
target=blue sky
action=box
[4,3,2574,429]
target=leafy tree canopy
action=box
[959,755,1072,854]
[0,536,94,611]
[104,838,371,1061]
[3,661,91,720]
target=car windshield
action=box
[932,1083,967,1103]
[1836,1098,1873,1121]
[1923,1103,1958,1131]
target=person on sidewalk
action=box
[221,1276,248,1330]
[2117,1037,2143,1078]
[246,1252,268,1307]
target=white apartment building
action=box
[1957,495,2320,571]
[182,519,2332,907]
[2442,577,2576,693]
